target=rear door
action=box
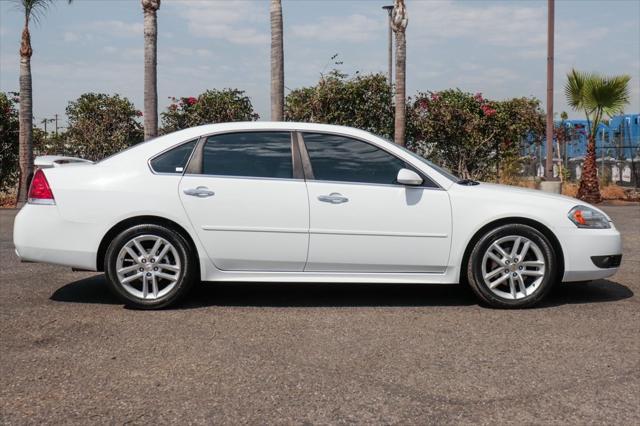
[178,131,309,271]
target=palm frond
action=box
[585,74,631,117]
[564,68,587,111]
[14,0,60,25]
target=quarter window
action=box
[150,140,197,174]
[202,132,293,179]
[303,133,413,185]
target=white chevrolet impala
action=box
[14,122,622,309]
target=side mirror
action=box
[396,168,423,186]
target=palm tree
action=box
[565,69,631,203]
[142,0,160,140]
[15,0,71,206]
[391,0,408,146]
[270,0,284,121]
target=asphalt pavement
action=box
[1,205,639,425]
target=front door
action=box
[179,131,309,271]
[301,132,452,273]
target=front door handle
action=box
[318,193,349,204]
[183,186,215,198]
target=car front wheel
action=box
[466,224,557,308]
[105,224,196,309]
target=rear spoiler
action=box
[34,155,94,169]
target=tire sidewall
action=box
[105,224,195,309]
[468,224,557,308]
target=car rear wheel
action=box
[466,224,557,308]
[105,224,196,309]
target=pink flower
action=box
[186,97,197,106]
[474,92,484,102]
[136,111,143,117]
[430,92,441,101]
[481,104,496,117]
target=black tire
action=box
[466,224,557,308]
[104,224,197,309]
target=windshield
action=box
[393,143,460,183]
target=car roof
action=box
[167,121,379,140]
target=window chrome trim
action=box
[183,173,306,183]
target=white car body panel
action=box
[13,122,622,286]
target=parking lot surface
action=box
[1,205,639,424]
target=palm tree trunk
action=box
[394,30,406,146]
[17,26,34,206]
[142,0,160,140]
[576,133,601,203]
[270,0,284,121]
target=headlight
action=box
[568,205,611,229]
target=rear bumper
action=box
[13,204,98,271]
[558,226,622,282]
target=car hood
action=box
[460,182,611,219]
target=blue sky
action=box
[0,0,638,127]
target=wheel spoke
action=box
[518,241,531,260]
[509,276,517,298]
[142,274,149,298]
[521,260,544,267]
[521,269,544,277]
[151,275,159,298]
[156,244,171,263]
[158,263,180,272]
[156,271,178,282]
[125,246,140,262]
[489,273,510,289]
[491,242,510,259]
[118,264,140,274]
[121,272,143,284]
[133,238,147,257]
[149,238,163,257]
[484,267,504,281]
[511,237,522,257]
[487,251,506,266]
[516,275,527,295]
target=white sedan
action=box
[14,122,622,309]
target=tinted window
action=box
[150,140,197,174]
[303,133,408,185]
[203,132,292,179]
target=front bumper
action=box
[558,226,622,282]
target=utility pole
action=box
[54,114,59,136]
[41,118,48,138]
[382,5,393,85]
[545,0,555,180]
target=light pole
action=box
[382,5,393,85]
[545,0,555,180]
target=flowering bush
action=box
[285,71,394,139]
[161,89,259,134]
[63,93,143,161]
[0,92,19,192]
[408,90,544,180]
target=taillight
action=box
[28,169,56,205]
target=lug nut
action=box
[519,266,523,270]
[139,267,144,272]
[150,258,155,263]
[146,272,151,277]
[154,267,158,271]
[512,272,517,277]
[141,259,146,263]
[514,258,519,262]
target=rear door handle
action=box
[183,186,215,198]
[318,193,349,204]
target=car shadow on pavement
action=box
[50,275,633,309]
